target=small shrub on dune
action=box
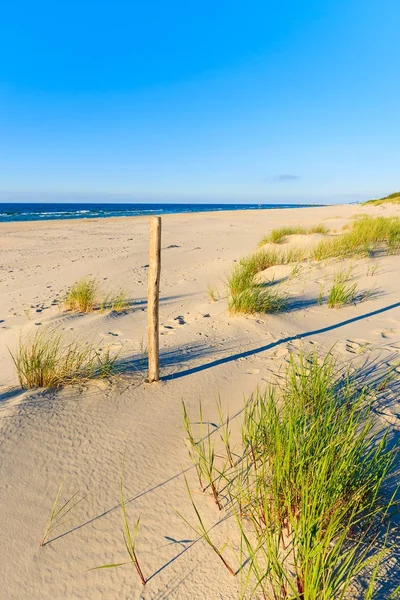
[9,328,120,389]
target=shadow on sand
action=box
[163,301,400,381]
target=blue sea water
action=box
[0,202,321,223]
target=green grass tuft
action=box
[182,351,398,597]
[227,282,288,314]
[65,278,98,312]
[99,289,129,313]
[327,268,358,308]
[66,278,130,313]
[9,328,120,389]
[226,248,305,314]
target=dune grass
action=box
[327,268,358,308]
[40,481,84,547]
[65,278,129,313]
[9,328,120,389]
[260,216,400,262]
[227,216,398,315]
[65,279,98,312]
[259,224,328,246]
[99,289,129,313]
[91,459,146,585]
[182,400,228,509]
[311,216,400,260]
[363,191,400,206]
[227,281,288,315]
[182,351,398,598]
[207,284,219,302]
[226,248,305,314]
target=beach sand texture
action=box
[1,203,399,599]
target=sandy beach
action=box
[1,203,399,599]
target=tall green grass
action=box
[182,352,398,598]
[9,328,120,389]
[259,224,328,246]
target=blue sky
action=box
[1,0,399,204]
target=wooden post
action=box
[147,216,161,382]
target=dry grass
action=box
[91,459,147,585]
[207,284,219,302]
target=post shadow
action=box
[163,302,400,381]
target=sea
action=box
[0,202,321,223]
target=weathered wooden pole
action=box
[147,216,161,382]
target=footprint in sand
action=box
[246,368,261,374]
[274,347,289,360]
[378,328,400,339]
[161,324,175,335]
[103,330,123,337]
[174,315,186,325]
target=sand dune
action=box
[1,203,399,599]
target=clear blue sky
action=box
[1,0,399,204]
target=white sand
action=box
[1,203,399,599]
